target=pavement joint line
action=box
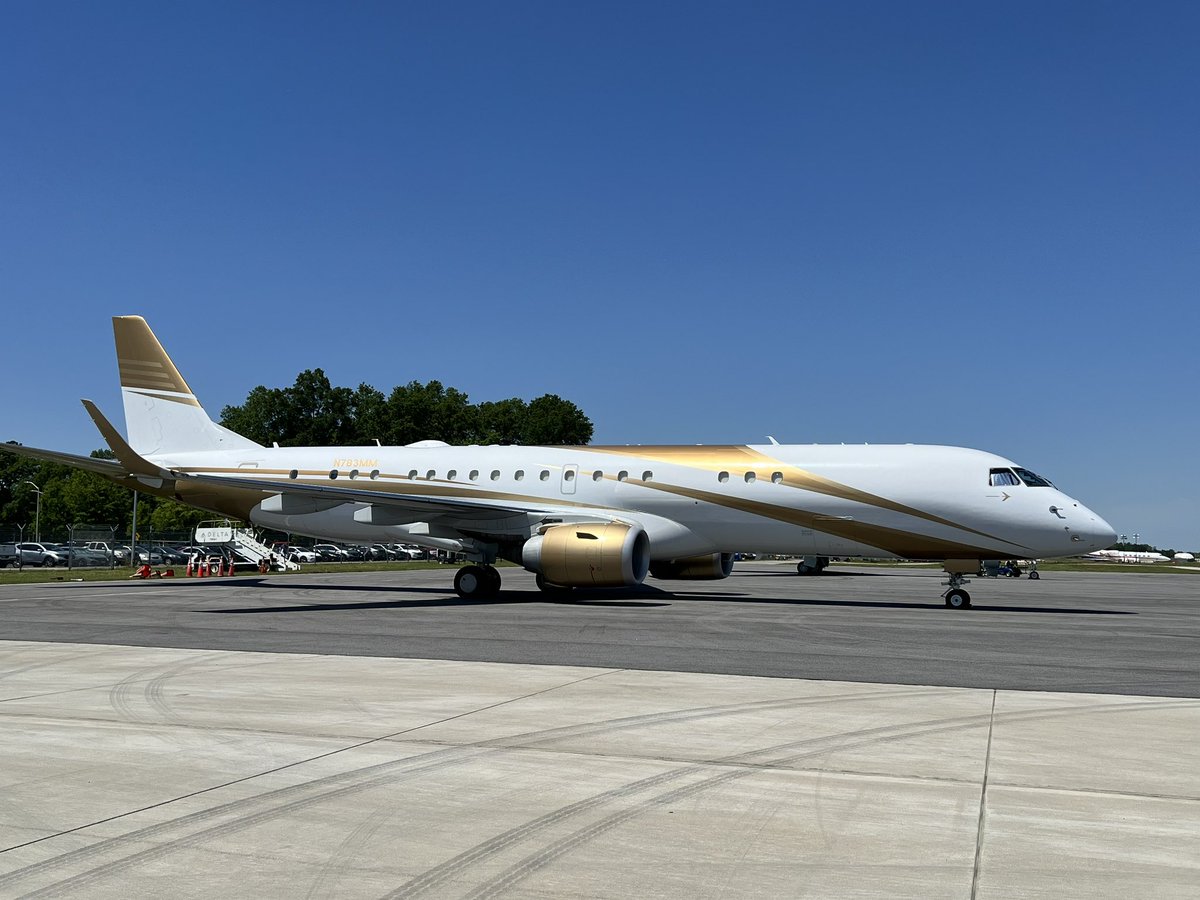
[985,783,1200,804]
[970,689,997,900]
[0,665,624,857]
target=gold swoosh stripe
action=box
[127,389,201,407]
[579,445,1009,546]
[624,478,1028,558]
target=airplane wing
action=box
[182,471,555,524]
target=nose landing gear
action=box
[941,559,976,608]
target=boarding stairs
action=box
[232,528,300,571]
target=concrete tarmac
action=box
[0,565,1197,897]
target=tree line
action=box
[219,369,592,447]
[1,371,593,541]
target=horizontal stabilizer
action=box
[0,441,128,477]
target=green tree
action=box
[219,374,593,447]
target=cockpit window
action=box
[1013,467,1054,487]
[989,468,1021,487]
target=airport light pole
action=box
[21,481,42,543]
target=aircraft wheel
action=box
[945,589,971,609]
[796,562,813,575]
[1029,571,1040,580]
[483,565,502,594]
[454,565,496,599]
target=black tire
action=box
[945,589,971,609]
[454,565,497,599]
[796,562,813,575]
[1029,570,1040,580]
[483,566,502,595]
[41,557,55,568]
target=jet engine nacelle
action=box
[649,552,735,580]
[522,522,650,588]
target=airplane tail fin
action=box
[113,316,262,457]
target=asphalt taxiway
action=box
[1,565,1197,898]
[0,564,1196,696]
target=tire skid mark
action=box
[490,688,941,750]
[392,696,1200,900]
[0,648,112,683]
[9,679,1194,897]
[107,654,221,727]
[1,687,937,893]
[304,804,404,900]
[0,746,488,896]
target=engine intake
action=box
[522,522,650,588]
[649,553,735,580]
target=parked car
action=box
[0,543,19,568]
[312,544,349,561]
[83,541,117,564]
[55,544,109,566]
[284,546,318,564]
[16,542,66,567]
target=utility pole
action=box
[20,482,42,543]
[130,491,139,569]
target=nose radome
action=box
[1078,507,1117,552]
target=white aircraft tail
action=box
[113,315,262,456]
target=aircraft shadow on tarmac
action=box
[203,580,673,613]
[678,595,1135,615]
[196,579,1127,617]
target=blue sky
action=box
[2,2,1197,548]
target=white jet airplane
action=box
[1,317,1116,608]
[1085,549,1170,563]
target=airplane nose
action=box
[1079,509,1118,552]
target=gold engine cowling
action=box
[522,522,650,588]
[649,553,735,580]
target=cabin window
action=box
[642,470,653,482]
[447,469,457,480]
[288,469,298,480]
[771,471,783,484]
[369,470,380,480]
[989,468,1021,487]
[744,472,756,484]
[540,470,550,481]
[426,469,436,480]
[490,470,500,481]
[593,470,603,481]
[718,471,729,483]
[329,469,338,480]
[618,470,628,482]
[563,470,575,482]
[408,469,418,480]
[469,470,479,481]
[349,469,359,480]
[515,470,525,481]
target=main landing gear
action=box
[796,556,829,575]
[454,564,501,599]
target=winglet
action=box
[81,399,170,478]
